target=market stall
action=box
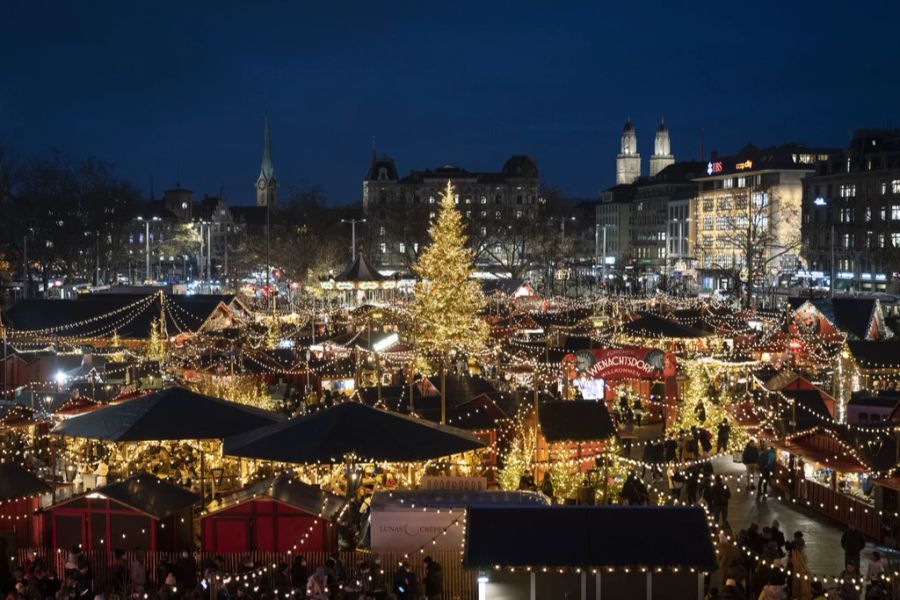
[44,472,198,552]
[201,474,345,553]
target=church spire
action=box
[256,116,277,207]
[259,116,274,181]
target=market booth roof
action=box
[464,505,716,569]
[0,462,51,501]
[621,313,711,339]
[211,474,346,520]
[53,472,200,520]
[222,401,485,463]
[52,386,284,441]
[538,400,617,443]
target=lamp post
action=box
[136,216,161,282]
[341,218,367,259]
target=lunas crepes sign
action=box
[564,347,676,380]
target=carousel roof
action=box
[52,386,284,441]
[222,401,485,463]
[334,252,386,282]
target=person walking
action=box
[422,556,443,600]
[742,439,759,491]
[756,444,774,500]
[789,536,812,600]
[710,475,731,526]
[393,561,416,600]
[840,523,866,571]
[130,550,147,596]
[716,419,731,453]
[837,561,861,600]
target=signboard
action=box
[706,161,723,175]
[419,476,487,491]
[564,347,676,380]
[735,160,753,170]
[370,509,464,552]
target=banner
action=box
[563,347,676,380]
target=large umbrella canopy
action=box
[222,401,485,463]
[52,386,284,441]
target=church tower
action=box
[255,117,277,207]
[649,119,675,176]
[616,119,641,184]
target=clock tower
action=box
[256,117,277,207]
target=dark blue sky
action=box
[2,1,899,205]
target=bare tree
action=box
[699,187,801,308]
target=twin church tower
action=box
[616,119,674,184]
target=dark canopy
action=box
[55,472,199,519]
[0,462,51,501]
[222,401,485,463]
[3,294,238,339]
[538,400,617,443]
[464,505,716,569]
[622,312,710,339]
[53,386,283,441]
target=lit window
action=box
[737,177,746,188]
[516,210,523,219]
[893,233,900,247]
[379,226,386,236]
[840,184,856,198]
[878,234,885,248]
[429,211,436,219]
[379,243,386,254]
[723,179,734,190]
[480,196,487,204]
[892,206,900,220]
[893,180,900,194]
[882,182,888,195]
[480,227,486,236]
[399,243,406,253]
[865,207,871,222]
[429,196,435,204]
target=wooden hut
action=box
[464,505,716,600]
[44,472,198,552]
[201,475,345,553]
[0,463,50,549]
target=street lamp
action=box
[136,216,161,282]
[341,218,367,259]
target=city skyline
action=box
[2,1,899,204]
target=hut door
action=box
[53,513,86,552]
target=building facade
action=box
[802,129,900,293]
[691,144,833,293]
[362,154,541,270]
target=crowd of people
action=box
[0,548,444,600]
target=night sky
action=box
[2,1,899,205]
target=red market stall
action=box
[201,475,345,553]
[562,346,678,424]
[0,462,51,550]
[44,472,198,552]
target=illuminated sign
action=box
[706,161,723,175]
[736,160,753,170]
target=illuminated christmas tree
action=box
[412,180,488,356]
[147,318,165,361]
[673,359,745,451]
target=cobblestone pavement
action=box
[628,423,900,580]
